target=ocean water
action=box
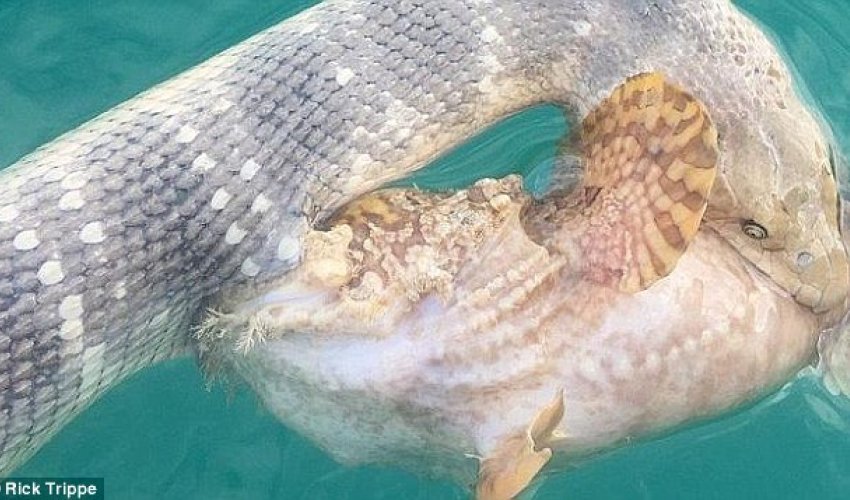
[1,1,850,498]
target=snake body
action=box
[0,0,843,474]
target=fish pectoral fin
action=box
[528,389,566,443]
[477,440,552,500]
[476,391,566,500]
[572,72,720,292]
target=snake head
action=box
[705,102,849,316]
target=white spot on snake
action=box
[480,26,502,44]
[59,295,84,320]
[175,125,199,143]
[59,190,85,211]
[336,67,355,86]
[13,230,39,251]
[212,98,234,113]
[43,167,67,183]
[251,193,272,213]
[79,221,105,244]
[0,205,19,222]
[113,282,127,300]
[210,188,231,210]
[225,222,247,245]
[240,257,260,277]
[277,236,301,262]
[37,260,65,286]
[240,159,261,181]
[60,320,84,340]
[192,153,217,171]
[573,20,592,37]
[60,171,88,190]
[352,125,370,141]
[350,154,372,175]
[80,343,106,389]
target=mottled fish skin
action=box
[0,0,842,472]
[199,74,724,493]
[218,204,819,488]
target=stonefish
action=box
[197,74,849,499]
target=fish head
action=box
[705,100,849,315]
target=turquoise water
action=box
[1,0,850,498]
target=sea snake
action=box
[0,0,844,473]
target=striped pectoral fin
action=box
[476,391,566,500]
[574,72,719,292]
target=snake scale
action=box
[0,0,846,476]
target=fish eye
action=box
[742,220,768,240]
